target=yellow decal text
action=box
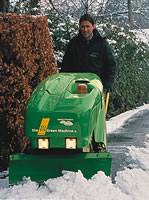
[38,118,50,135]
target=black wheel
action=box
[92,133,107,152]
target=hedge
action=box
[97,23,149,117]
[0,12,57,160]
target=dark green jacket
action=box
[60,29,116,89]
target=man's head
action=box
[79,14,95,40]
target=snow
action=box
[0,104,149,200]
[134,29,149,44]
[107,104,149,133]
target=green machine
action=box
[9,73,112,184]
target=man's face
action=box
[79,20,95,40]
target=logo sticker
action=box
[38,118,50,135]
[57,119,74,126]
[60,120,73,126]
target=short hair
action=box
[79,14,95,25]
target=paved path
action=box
[108,109,149,182]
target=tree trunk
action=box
[128,0,134,29]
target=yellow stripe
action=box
[105,92,110,113]
[38,118,50,135]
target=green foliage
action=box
[48,13,78,51]
[47,13,78,65]
[98,23,149,116]
[9,0,40,15]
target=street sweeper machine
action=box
[9,72,112,184]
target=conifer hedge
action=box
[100,24,149,117]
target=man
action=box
[60,14,116,91]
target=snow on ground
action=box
[134,29,149,44]
[0,104,149,200]
[107,103,149,133]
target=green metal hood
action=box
[26,73,103,112]
[27,73,75,112]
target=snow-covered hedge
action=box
[98,23,149,116]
